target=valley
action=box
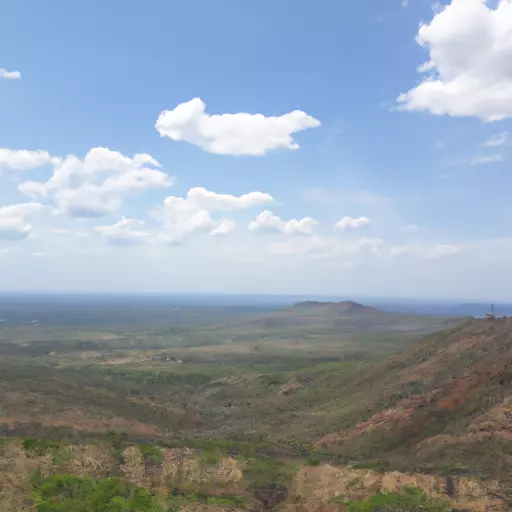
[0,296,510,510]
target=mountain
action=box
[292,300,384,314]
[237,300,463,341]
[305,317,512,480]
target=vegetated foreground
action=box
[1,299,511,510]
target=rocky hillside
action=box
[311,317,512,481]
[0,437,507,511]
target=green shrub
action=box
[105,431,127,465]
[32,474,165,511]
[305,456,321,466]
[440,462,470,475]
[22,438,70,465]
[165,489,248,511]
[200,448,221,467]
[22,438,61,456]
[166,436,272,459]
[208,493,248,507]
[243,458,295,486]
[346,487,450,512]
[139,444,164,467]
[351,460,389,472]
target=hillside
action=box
[301,317,512,480]
[4,304,512,510]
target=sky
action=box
[1,0,512,300]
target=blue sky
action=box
[1,0,512,299]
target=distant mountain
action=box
[292,300,384,315]
[237,300,464,339]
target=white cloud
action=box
[266,235,384,259]
[389,243,461,259]
[335,216,371,230]
[397,0,512,121]
[249,210,318,235]
[401,0,409,6]
[51,228,90,238]
[0,149,55,171]
[95,217,149,246]
[267,235,459,262]
[18,147,174,217]
[0,202,45,240]
[470,154,504,166]
[210,220,236,236]
[155,98,321,156]
[156,187,273,242]
[484,131,508,147]
[0,68,21,80]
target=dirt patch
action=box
[278,381,304,396]
[314,395,427,449]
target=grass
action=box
[166,490,249,511]
[342,487,450,512]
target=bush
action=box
[22,438,61,456]
[22,438,70,465]
[243,458,295,487]
[105,431,127,465]
[346,487,450,512]
[32,474,165,511]
[200,448,221,467]
[165,489,248,511]
[139,444,164,467]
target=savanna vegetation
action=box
[1,298,511,510]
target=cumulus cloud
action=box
[470,154,504,166]
[335,216,371,230]
[156,187,273,242]
[210,220,236,236]
[155,98,321,156]
[397,0,512,121]
[0,149,55,171]
[0,68,21,80]
[484,132,508,147]
[249,210,318,235]
[0,202,45,240]
[18,147,174,217]
[95,217,149,246]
